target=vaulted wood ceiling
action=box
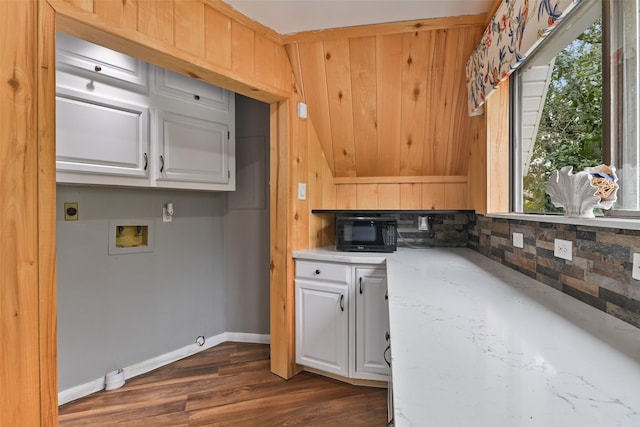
[286,21,484,178]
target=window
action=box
[512,0,639,215]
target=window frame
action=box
[509,0,640,216]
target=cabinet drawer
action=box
[56,32,147,91]
[295,260,350,284]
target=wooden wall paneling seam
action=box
[137,0,175,45]
[281,13,487,44]
[377,183,401,209]
[297,41,335,174]
[174,0,205,57]
[94,0,137,30]
[430,29,450,176]
[336,184,357,209]
[421,183,445,209]
[1,0,41,424]
[375,33,403,176]
[49,0,289,103]
[443,27,465,176]
[231,21,255,79]
[349,36,378,177]
[202,0,282,44]
[323,38,356,177]
[38,2,59,424]
[307,120,324,248]
[400,30,429,176]
[204,5,232,69]
[356,184,379,209]
[399,183,423,209]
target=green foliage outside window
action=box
[523,20,603,213]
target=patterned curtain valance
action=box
[466,0,582,116]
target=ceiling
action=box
[222,0,495,35]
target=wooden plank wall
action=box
[0,1,57,425]
[287,22,485,180]
[51,0,292,103]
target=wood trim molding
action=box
[333,176,468,185]
[48,0,289,103]
[37,2,59,424]
[282,14,486,44]
[486,0,504,25]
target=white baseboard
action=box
[58,332,270,406]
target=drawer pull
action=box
[94,65,102,72]
[315,269,321,275]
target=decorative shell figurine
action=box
[546,164,619,218]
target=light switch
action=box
[298,183,307,200]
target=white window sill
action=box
[487,213,640,231]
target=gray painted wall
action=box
[57,186,227,390]
[57,94,271,392]
[224,95,270,333]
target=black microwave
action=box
[335,216,397,252]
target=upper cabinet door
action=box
[154,110,230,186]
[56,32,148,91]
[56,88,149,180]
[153,68,229,111]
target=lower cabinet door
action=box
[295,279,349,377]
[355,268,390,379]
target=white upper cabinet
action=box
[153,109,232,189]
[56,32,147,91]
[56,88,149,181]
[153,68,229,110]
[55,33,236,191]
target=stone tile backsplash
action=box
[468,215,640,329]
[395,213,471,248]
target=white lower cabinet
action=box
[295,279,349,377]
[294,258,390,382]
[355,267,391,380]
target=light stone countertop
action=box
[292,247,640,427]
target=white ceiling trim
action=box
[222,0,495,35]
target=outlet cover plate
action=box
[64,202,79,221]
[513,232,524,248]
[633,253,640,280]
[554,239,573,261]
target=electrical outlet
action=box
[513,232,524,248]
[633,253,640,280]
[554,239,573,261]
[64,202,78,221]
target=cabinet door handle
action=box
[94,65,102,72]
[359,277,363,294]
[143,153,148,171]
[385,289,388,300]
[315,269,321,275]
[385,331,390,342]
[160,155,165,173]
[340,294,344,312]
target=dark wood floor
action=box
[59,342,388,426]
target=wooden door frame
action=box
[35,2,295,421]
